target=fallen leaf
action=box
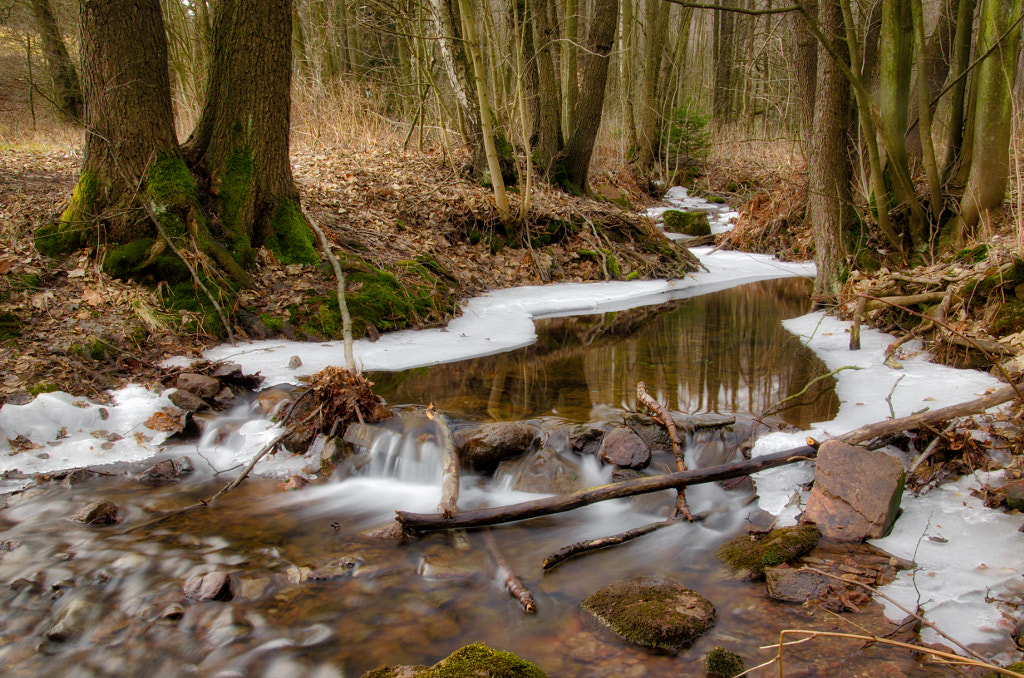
[144,410,185,432]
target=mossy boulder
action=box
[703,647,745,677]
[581,576,716,652]
[716,524,821,578]
[663,210,711,237]
[360,643,547,678]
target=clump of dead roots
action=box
[283,366,392,452]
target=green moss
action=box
[27,382,59,396]
[265,200,319,266]
[260,313,284,332]
[603,249,621,278]
[581,577,716,651]
[423,643,546,678]
[717,524,821,578]
[102,239,155,278]
[990,301,1024,336]
[704,647,745,677]
[35,170,99,258]
[953,244,988,264]
[147,153,198,207]
[986,661,1024,678]
[218,146,255,231]
[0,312,23,341]
[625,271,641,281]
[663,210,711,237]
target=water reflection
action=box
[370,278,838,429]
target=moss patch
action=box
[663,209,711,237]
[358,643,545,678]
[717,524,821,578]
[0,312,23,341]
[581,576,716,652]
[704,647,745,677]
[265,200,319,266]
[147,152,198,209]
[35,170,99,258]
[990,301,1024,336]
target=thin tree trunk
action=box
[941,0,977,176]
[636,0,670,172]
[531,0,563,177]
[910,0,944,221]
[30,0,82,122]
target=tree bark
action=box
[562,0,619,194]
[808,0,850,299]
[957,0,1023,234]
[184,0,313,265]
[940,0,976,176]
[713,0,738,122]
[30,0,82,123]
[530,0,563,178]
[791,0,818,157]
[636,0,670,172]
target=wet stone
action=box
[256,386,294,418]
[168,387,208,413]
[453,421,541,473]
[175,372,222,400]
[212,386,236,409]
[567,424,606,456]
[496,447,583,494]
[137,456,194,485]
[599,426,651,470]
[765,565,830,604]
[717,524,821,579]
[1003,478,1024,511]
[581,575,716,652]
[69,499,119,525]
[183,571,233,601]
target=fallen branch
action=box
[427,402,460,518]
[543,520,674,570]
[637,380,692,521]
[482,530,536,613]
[302,204,355,371]
[395,443,820,532]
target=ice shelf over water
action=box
[1,237,1021,655]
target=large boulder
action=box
[581,576,716,652]
[663,209,712,237]
[598,426,651,470]
[454,421,541,474]
[803,441,904,541]
[360,643,547,678]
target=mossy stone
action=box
[581,576,716,652]
[663,209,711,237]
[990,301,1024,336]
[359,643,546,678]
[716,524,821,579]
[703,647,745,677]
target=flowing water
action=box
[0,279,959,677]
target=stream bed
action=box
[0,279,973,677]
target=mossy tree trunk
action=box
[30,0,82,123]
[562,0,618,195]
[34,0,179,258]
[956,0,1023,235]
[184,0,316,266]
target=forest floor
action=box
[4,137,1023,407]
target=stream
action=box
[0,278,967,677]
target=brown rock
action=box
[567,424,606,456]
[497,447,583,494]
[765,565,829,603]
[453,421,541,473]
[168,388,208,412]
[1003,479,1024,511]
[138,456,194,485]
[183,571,233,601]
[175,373,221,400]
[803,441,904,541]
[255,387,294,418]
[212,386,236,410]
[69,500,119,525]
[599,426,651,470]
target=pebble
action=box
[183,571,233,601]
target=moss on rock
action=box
[581,576,716,652]
[358,643,546,678]
[0,311,23,341]
[663,209,711,237]
[703,647,745,677]
[717,524,821,579]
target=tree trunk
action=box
[34,0,178,257]
[30,0,82,123]
[560,0,578,141]
[957,0,1023,234]
[713,0,737,122]
[808,0,850,300]
[636,0,670,173]
[906,0,959,161]
[791,0,818,157]
[562,0,618,194]
[940,0,976,176]
[185,0,315,266]
[531,0,563,178]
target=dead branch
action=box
[542,520,674,570]
[637,380,692,521]
[482,530,536,613]
[395,443,820,532]
[302,203,356,371]
[426,402,460,518]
